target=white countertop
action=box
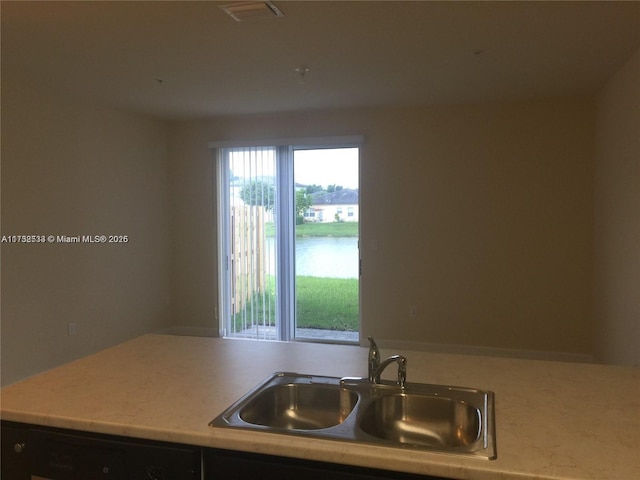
[1,334,638,480]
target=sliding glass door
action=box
[216,143,359,343]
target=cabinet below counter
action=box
[1,334,639,480]
[1,421,200,479]
[2,421,450,480]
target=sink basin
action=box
[210,372,496,460]
[239,383,358,430]
[358,393,482,448]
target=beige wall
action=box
[594,48,640,366]
[170,98,596,360]
[3,53,636,387]
[1,80,172,386]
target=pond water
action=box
[296,236,358,278]
[266,237,359,279]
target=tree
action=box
[295,190,312,217]
[326,184,344,193]
[240,181,275,211]
[305,184,323,194]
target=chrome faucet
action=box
[367,337,407,389]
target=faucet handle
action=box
[367,336,380,383]
[367,336,379,359]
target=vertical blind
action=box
[223,146,278,340]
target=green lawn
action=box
[296,222,358,237]
[296,276,358,330]
[266,221,358,237]
[233,275,358,331]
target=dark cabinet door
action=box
[2,421,200,480]
[1,423,30,480]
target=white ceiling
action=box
[2,1,639,120]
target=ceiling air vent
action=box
[220,2,284,22]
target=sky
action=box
[294,148,359,189]
[229,147,359,189]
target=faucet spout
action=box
[372,354,407,389]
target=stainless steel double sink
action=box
[210,372,496,459]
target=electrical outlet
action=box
[68,322,77,336]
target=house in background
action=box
[306,189,359,223]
